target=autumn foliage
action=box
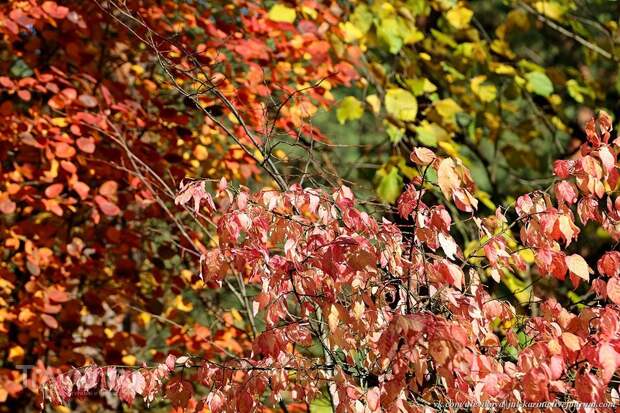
[1,0,620,412]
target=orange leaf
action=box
[100,181,118,198]
[55,142,76,159]
[561,332,581,352]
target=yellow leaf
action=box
[385,88,418,121]
[438,141,459,159]
[174,295,194,312]
[366,94,381,114]
[445,5,473,30]
[193,144,208,161]
[434,98,463,124]
[328,304,339,332]
[470,75,497,102]
[231,308,243,322]
[519,248,535,264]
[491,63,516,76]
[138,312,151,326]
[130,64,144,75]
[475,190,496,210]
[122,354,137,366]
[336,96,364,124]
[274,149,288,161]
[181,269,193,282]
[301,5,317,19]
[8,345,24,362]
[353,301,365,320]
[502,271,534,305]
[340,22,364,43]
[51,117,68,127]
[534,1,565,20]
[406,78,437,95]
[268,4,296,24]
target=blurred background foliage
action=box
[318,0,620,209]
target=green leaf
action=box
[566,80,584,103]
[566,79,593,103]
[431,29,457,48]
[385,122,405,143]
[406,78,437,96]
[376,167,403,204]
[377,18,403,54]
[525,72,553,97]
[10,59,33,78]
[350,4,373,34]
[415,121,448,147]
[504,344,519,361]
[336,96,364,124]
[517,331,530,348]
[385,88,418,121]
[310,397,333,413]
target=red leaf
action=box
[598,252,620,277]
[165,377,193,408]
